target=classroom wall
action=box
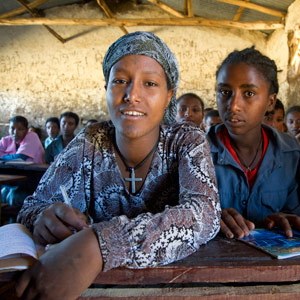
[0,1,298,137]
[285,0,300,107]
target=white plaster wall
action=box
[0,1,291,137]
[285,0,300,107]
[265,29,289,104]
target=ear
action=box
[166,89,174,108]
[266,93,277,112]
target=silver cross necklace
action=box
[114,136,159,194]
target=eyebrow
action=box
[113,67,164,78]
[217,83,259,89]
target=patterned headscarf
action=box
[103,31,180,124]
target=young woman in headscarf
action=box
[16,31,220,300]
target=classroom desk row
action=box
[2,236,300,299]
[0,163,49,225]
[1,163,300,299]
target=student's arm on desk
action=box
[221,208,300,239]
[0,153,29,161]
[16,228,103,300]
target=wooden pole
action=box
[146,0,185,18]
[233,0,250,21]
[0,0,50,19]
[0,17,284,30]
[17,0,66,43]
[216,0,285,18]
[187,0,194,17]
[96,0,128,34]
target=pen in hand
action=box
[60,185,78,234]
[60,185,72,208]
[60,185,91,226]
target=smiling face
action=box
[106,55,173,140]
[216,63,276,138]
[286,111,300,137]
[176,96,203,126]
[9,121,28,145]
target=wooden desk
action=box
[78,236,300,299]
[0,175,28,225]
[0,163,48,200]
[2,236,300,299]
[0,163,49,174]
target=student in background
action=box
[0,116,44,164]
[16,31,220,300]
[203,109,222,132]
[175,93,204,127]
[286,105,300,142]
[206,47,300,239]
[28,126,43,141]
[203,107,213,117]
[45,112,79,164]
[0,116,44,205]
[263,99,285,132]
[44,117,60,148]
[85,119,98,127]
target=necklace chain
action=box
[231,133,263,172]
[114,136,159,194]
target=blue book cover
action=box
[238,229,300,259]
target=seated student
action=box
[263,99,286,132]
[203,109,222,132]
[286,105,300,142]
[45,112,79,164]
[175,93,204,127]
[0,116,45,205]
[28,126,43,141]
[16,31,220,300]
[85,119,98,127]
[0,116,44,164]
[44,117,60,148]
[203,107,213,117]
[206,47,300,239]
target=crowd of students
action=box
[0,31,299,300]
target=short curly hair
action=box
[216,46,279,95]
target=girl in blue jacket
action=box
[207,47,300,239]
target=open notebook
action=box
[0,223,44,272]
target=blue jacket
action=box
[45,135,64,164]
[207,124,300,225]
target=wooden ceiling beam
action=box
[0,0,50,19]
[216,0,285,18]
[17,0,66,43]
[146,0,185,18]
[0,17,284,30]
[233,0,250,21]
[187,0,194,17]
[96,0,128,34]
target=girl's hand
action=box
[33,203,88,245]
[265,213,300,237]
[16,227,103,300]
[221,207,255,238]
